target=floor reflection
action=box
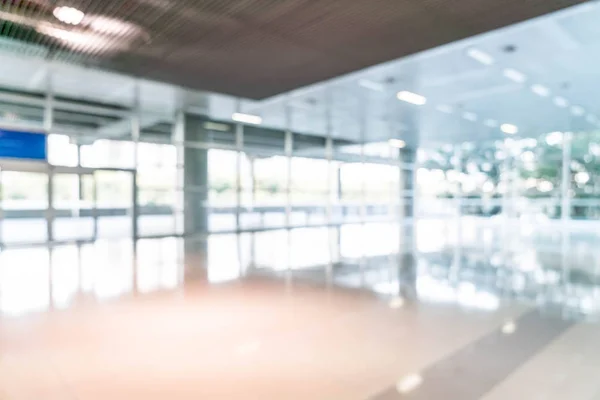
[1,218,600,319]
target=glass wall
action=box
[0,61,413,248]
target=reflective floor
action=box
[2,218,600,399]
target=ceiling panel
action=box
[0,0,588,99]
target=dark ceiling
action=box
[0,0,589,99]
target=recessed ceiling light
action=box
[571,105,585,116]
[232,112,262,125]
[466,48,494,65]
[484,119,498,127]
[462,112,477,122]
[503,68,526,83]
[531,84,550,97]
[436,104,453,114]
[553,96,568,108]
[53,6,85,25]
[397,91,426,105]
[501,123,518,134]
[388,139,406,148]
[358,79,385,92]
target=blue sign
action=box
[0,129,47,161]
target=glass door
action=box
[95,170,134,239]
[52,168,95,242]
[0,168,49,246]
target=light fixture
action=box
[53,6,85,25]
[397,91,426,105]
[466,47,494,65]
[396,373,423,394]
[388,139,406,148]
[232,112,262,125]
[436,104,453,114]
[204,121,230,132]
[462,112,477,122]
[501,123,518,135]
[503,68,526,83]
[358,79,385,92]
[531,84,550,97]
[571,105,585,116]
[484,119,498,128]
[554,96,568,108]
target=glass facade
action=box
[0,61,413,248]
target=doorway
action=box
[0,162,135,247]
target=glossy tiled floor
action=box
[2,219,600,399]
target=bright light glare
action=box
[502,321,517,335]
[396,374,423,394]
[531,84,550,97]
[554,96,568,108]
[397,91,426,105]
[546,131,563,146]
[500,123,518,135]
[53,6,85,25]
[503,68,526,83]
[575,171,590,184]
[466,48,494,65]
[389,297,405,309]
[537,180,554,192]
[358,79,385,92]
[388,139,406,148]
[482,181,495,193]
[232,112,262,125]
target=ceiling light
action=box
[388,139,406,148]
[232,112,262,125]
[396,374,423,394]
[586,114,597,124]
[554,96,568,108]
[484,119,498,127]
[53,6,85,25]
[358,79,385,92]
[466,47,494,65]
[503,68,526,83]
[531,84,550,97]
[397,91,426,105]
[436,104,453,114]
[462,112,477,122]
[501,123,518,135]
[571,105,585,116]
